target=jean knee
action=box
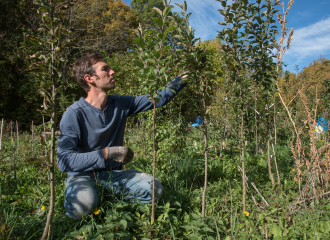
[65,181,99,220]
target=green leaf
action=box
[133,60,144,68]
[175,3,183,9]
[41,2,54,10]
[164,26,176,34]
[221,0,226,7]
[54,67,62,78]
[163,6,174,17]
[161,46,170,54]
[152,51,160,59]
[159,33,167,42]
[153,7,163,17]
[120,219,127,229]
[272,224,282,240]
[28,36,41,46]
[183,1,187,12]
[153,17,163,29]
[133,37,145,49]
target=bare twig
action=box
[292,191,330,206]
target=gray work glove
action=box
[107,146,134,165]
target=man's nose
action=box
[110,69,115,75]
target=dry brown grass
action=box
[279,85,330,211]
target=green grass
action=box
[0,131,330,239]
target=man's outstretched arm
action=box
[124,73,189,116]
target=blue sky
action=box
[123,0,330,73]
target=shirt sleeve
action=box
[123,75,187,116]
[57,108,106,173]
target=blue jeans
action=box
[64,170,163,219]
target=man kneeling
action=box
[57,52,188,219]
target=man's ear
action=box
[84,74,94,84]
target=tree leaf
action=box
[153,7,163,17]
[133,37,145,49]
[133,60,144,68]
[163,6,174,17]
[153,17,163,29]
[175,3,183,9]
[152,51,160,59]
[183,1,187,12]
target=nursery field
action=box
[1,125,330,240]
[1,0,330,239]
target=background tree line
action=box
[0,0,330,134]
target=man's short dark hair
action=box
[73,52,105,92]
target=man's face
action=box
[88,61,116,91]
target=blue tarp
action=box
[192,116,202,127]
[318,117,329,131]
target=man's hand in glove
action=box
[102,146,134,165]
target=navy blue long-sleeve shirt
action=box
[57,76,186,176]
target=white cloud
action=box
[172,0,224,41]
[283,16,330,70]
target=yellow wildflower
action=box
[41,206,45,210]
[216,156,218,158]
[306,126,308,128]
[93,207,101,215]
[233,166,236,169]
[292,169,295,171]
[244,211,249,217]
[314,137,317,138]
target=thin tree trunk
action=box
[269,133,280,184]
[16,120,19,154]
[215,131,217,156]
[196,77,208,218]
[240,86,246,212]
[13,151,17,183]
[265,99,275,185]
[0,118,3,150]
[255,93,258,155]
[43,115,48,156]
[32,120,34,154]
[11,120,13,147]
[274,94,277,144]
[220,96,228,157]
[201,103,208,218]
[41,5,56,237]
[151,99,156,225]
